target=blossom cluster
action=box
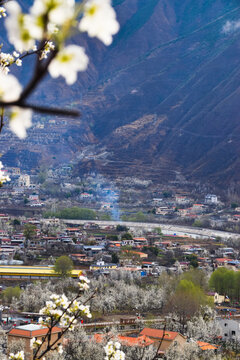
[104,341,125,360]
[30,337,42,349]
[79,274,90,291]
[0,6,6,18]
[38,273,92,330]
[0,0,119,140]
[8,351,25,360]
[0,51,21,75]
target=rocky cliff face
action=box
[2,0,240,185]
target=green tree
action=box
[186,254,199,268]
[24,223,37,240]
[234,271,240,301]
[209,267,229,295]
[193,219,203,227]
[231,202,238,209]
[54,256,74,277]
[111,253,119,264]
[121,232,133,240]
[182,268,208,291]
[12,219,20,226]
[167,280,210,331]
[23,223,37,248]
[116,224,128,232]
[1,286,21,304]
[153,227,162,235]
[162,191,172,198]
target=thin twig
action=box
[0,108,4,133]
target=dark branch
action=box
[0,101,80,117]
[19,48,57,101]
[0,108,4,133]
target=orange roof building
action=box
[94,334,154,348]
[197,341,218,351]
[117,335,154,347]
[8,324,62,360]
[140,328,186,353]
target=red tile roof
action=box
[94,334,154,347]
[140,328,182,341]
[118,335,154,347]
[9,326,62,338]
[197,341,218,350]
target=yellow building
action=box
[0,266,81,280]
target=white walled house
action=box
[205,194,218,204]
[218,319,240,341]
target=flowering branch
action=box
[32,274,94,360]
[0,0,119,139]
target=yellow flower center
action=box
[58,53,74,63]
[87,5,98,16]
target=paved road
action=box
[61,219,240,240]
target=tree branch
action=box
[0,101,80,117]
[34,290,96,359]
[0,108,4,133]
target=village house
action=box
[8,324,62,360]
[218,318,240,341]
[139,328,186,355]
[121,238,134,246]
[133,237,148,246]
[175,195,191,205]
[205,194,218,205]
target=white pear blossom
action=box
[0,52,14,73]
[9,107,32,139]
[39,278,92,331]
[104,341,125,360]
[40,41,55,60]
[16,59,22,66]
[48,45,88,85]
[30,337,42,349]
[0,73,22,101]
[8,351,25,360]
[0,6,6,18]
[30,0,75,26]
[5,1,36,52]
[79,274,90,291]
[79,0,119,45]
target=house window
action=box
[232,331,236,336]
[224,334,228,337]
[225,323,228,327]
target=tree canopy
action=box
[209,267,239,300]
[23,223,37,240]
[44,207,97,220]
[54,256,74,277]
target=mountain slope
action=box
[74,0,240,185]
[2,0,240,186]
